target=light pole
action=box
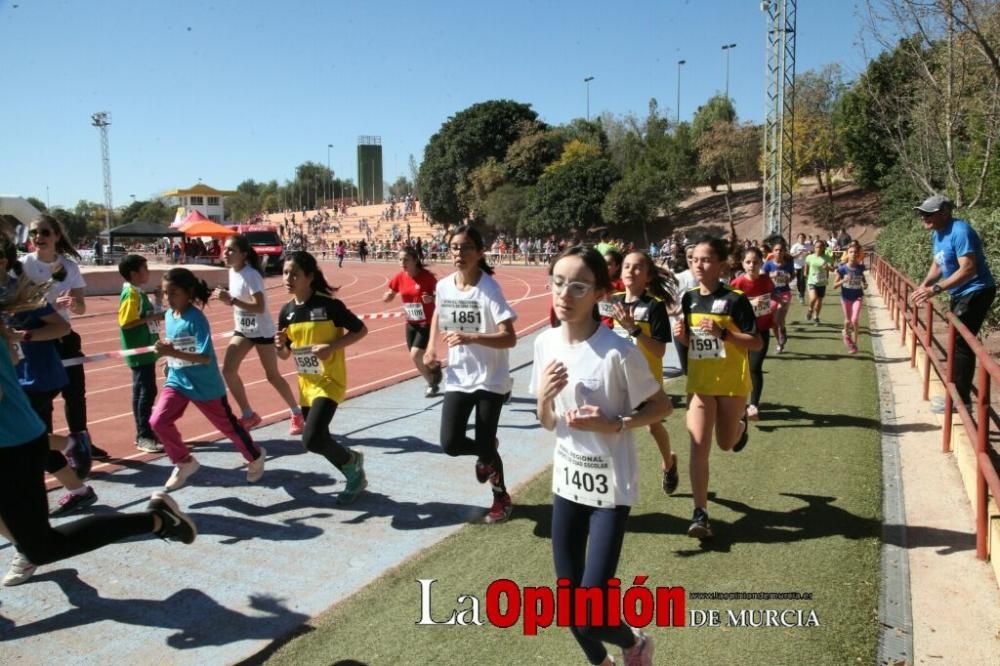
[327,143,333,205]
[721,43,737,99]
[676,60,686,124]
[584,76,594,121]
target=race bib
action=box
[812,271,828,286]
[166,336,198,368]
[752,298,772,318]
[147,318,160,336]
[843,275,863,290]
[597,301,614,317]
[235,309,260,336]
[772,272,790,288]
[689,328,726,360]
[552,442,615,508]
[404,302,426,322]
[438,298,484,333]
[292,347,323,375]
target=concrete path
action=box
[0,333,553,664]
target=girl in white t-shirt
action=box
[531,246,670,666]
[424,226,517,525]
[215,236,303,435]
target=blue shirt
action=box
[837,263,866,301]
[0,342,46,447]
[763,258,795,292]
[8,302,68,393]
[932,219,995,298]
[163,306,226,401]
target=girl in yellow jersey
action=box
[672,237,762,540]
[608,251,679,496]
[275,251,369,505]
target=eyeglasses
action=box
[28,228,53,238]
[450,244,477,253]
[549,277,595,298]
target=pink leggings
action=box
[150,387,259,464]
[841,298,863,326]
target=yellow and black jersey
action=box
[681,284,757,397]
[278,293,364,406]
[607,291,671,381]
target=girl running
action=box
[790,232,811,305]
[215,235,304,435]
[335,240,346,268]
[608,251,679,495]
[805,240,835,325]
[0,270,196,589]
[424,226,517,524]
[531,246,668,666]
[382,247,443,398]
[761,238,795,353]
[276,251,369,505]
[22,215,107,463]
[834,244,868,354]
[150,268,264,491]
[730,248,776,420]
[673,237,762,539]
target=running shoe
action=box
[136,437,164,453]
[165,458,201,491]
[733,413,750,452]
[289,412,305,436]
[246,447,267,483]
[337,450,368,505]
[50,486,98,517]
[775,343,784,354]
[239,412,263,430]
[849,342,859,355]
[484,492,513,524]
[622,627,655,666]
[147,491,197,544]
[687,507,713,540]
[65,434,92,480]
[2,551,36,587]
[89,443,111,461]
[475,438,501,483]
[424,383,440,398]
[814,318,822,326]
[746,404,760,421]
[806,310,813,321]
[662,453,679,495]
[431,363,443,388]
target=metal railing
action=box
[873,254,1000,560]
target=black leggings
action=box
[950,287,997,404]
[440,390,507,494]
[749,328,771,407]
[26,388,70,475]
[0,434,153,565]
[795,268,806,299]
[301,397,352,468]
[552,494,636,665]
[56,330,88,434]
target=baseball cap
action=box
[914,194,952,213]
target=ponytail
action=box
[629,251,678,309]
[162,268,212,307]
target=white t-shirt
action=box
[436,271,516,395]
[675,269,697,294]
[790,242,812,270]
[21,253,86,323]
[229,266,276,338]
[529,325,663,508]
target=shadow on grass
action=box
[755,403,880,431]
[0,568,309,648]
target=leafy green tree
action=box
[388,176,414,199]
[417,100,540,225]
[480,184,532,232]
[503,126,564,185]
[523,157,619,235]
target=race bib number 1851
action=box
[438,299,484,333]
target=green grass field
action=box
[265,301,881,666]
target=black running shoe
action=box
[687,508,713,540]
[65,434,93,480]
[733,413,749,452]
[662,453,679,495]
[147,492,197,544]
[89,445,111,461]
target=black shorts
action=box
[809,285,827,298]
[405,323,431,350]
[233,331,273,345]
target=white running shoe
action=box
[246,447,266,483]
[2,551,36,587]
[165,457,200,491]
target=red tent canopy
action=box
[171,209,213,229]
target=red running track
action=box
[54,261,554,483]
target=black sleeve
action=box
[277,302,291,331]
[678,291,691,346]
[647,300,672,343]
[731,294,758,335]
[328,298,365,333]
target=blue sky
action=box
[0,0,870,210]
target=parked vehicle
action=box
[232,225,284,273]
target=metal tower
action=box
[91,112,113,232]
[761,0,796,240]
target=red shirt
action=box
[388,269,437,325]
[731,273,776,331]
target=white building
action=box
[162,183,237,224]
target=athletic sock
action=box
[69,485,89,496]
[241,407,254,419]
[289,407,302,416]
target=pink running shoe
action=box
[239,412,262,431]
[289,412,305,436]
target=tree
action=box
[503,126,564,185]
[523,157,619,235]
[691,95,739,189]
[792,64,849,200]
[388,176,414,199]
[696,121,761,195]
[543,139,602,174]
[417,100,541,225]
[480,184,532,232]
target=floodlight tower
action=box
[91,112,113,232]
[761,0,796,240]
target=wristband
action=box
[719,328,729,341]
[629,326,642,338]
[931,284,942,295]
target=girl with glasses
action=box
[424,226,517,524]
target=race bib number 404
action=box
[235,309,260,336]
[689,328,726,360]
[166,336,198,368]
[438,299,484,333]
[552,442,615,507]
[292,348,323,375]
